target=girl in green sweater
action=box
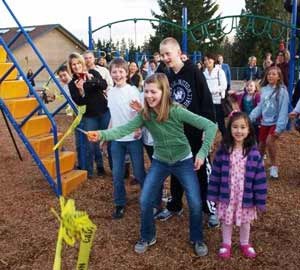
[87,73,217,256]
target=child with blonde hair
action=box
[87,73,217,256]
[228,80,261,139]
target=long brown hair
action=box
[261,66,284,89]
[260,65,285,105]
[143,73,173,122]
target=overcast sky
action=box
[0,0,245,45]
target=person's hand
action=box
[289,111,298,118]
[133,128,142,139]
[75,79,85,94]
[227,90,235,95]
[87,131,100,142]
[130,99,143,112]
[194,158,204,171]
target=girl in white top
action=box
[107,58,146,219]
[203,53,227,136]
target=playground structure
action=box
[89,3,299,97]
[0,0,299,197]
[0,0,87,197]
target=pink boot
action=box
[218,243,231,259]
[240,244,257,258]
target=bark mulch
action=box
[0,114,300,270]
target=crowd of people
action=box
[52,36,299,259]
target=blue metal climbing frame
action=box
[0,0,78,196]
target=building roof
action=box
[0,24,87,51]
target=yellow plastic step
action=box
[42,151,76,178]
[29,133,63,158]
[0,63,18,80]
[5,97,38,119]
[60,170,87,196]
[21,115,51,138]
[0,46,6,63]
[0,80,29,99]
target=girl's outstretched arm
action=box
[99,114,144,141]
[249,99,263,122]
[87,131,101,142]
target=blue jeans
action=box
[140,158,203,243]
[82,110,111,176]
[75,120,86,169]
[111,139,145,206]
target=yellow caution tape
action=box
[51,84,64,101]
[51,196,97,270]
[65,105,74,116]
[42,84,64,101]
[53,105,86,151]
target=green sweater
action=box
[100,105,217,164]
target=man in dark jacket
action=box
[157,37,219,228]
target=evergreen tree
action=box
[232,0,290,67]
[146,0,222,54]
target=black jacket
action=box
[68,69,108,117]
[167,61,215,141]
[127,73,141,88]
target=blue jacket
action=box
[243,66,260,81]
[221,63,231,90]
[207,146,267,211]
[249,84,289,133]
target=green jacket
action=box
[100,105,217,164]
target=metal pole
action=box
[181,7,188,54]
[88,16,94,50]
[1,108,23,161]
[134,19,137,47]
[288,0,298,102]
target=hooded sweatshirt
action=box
[167,61,215,140]
[249,84,289,133]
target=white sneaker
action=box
[269,166,278,178]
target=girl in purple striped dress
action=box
[208,111,267,259]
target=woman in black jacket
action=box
[68,52,109,178]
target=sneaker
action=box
[218,243,231,259]
[97,167,106,178]
[194,242,208,257]
[208,213,220,228]
[161,189,170,203]
[134,238,157,254]
[112,206,125,219]
[153,208,163,219]
[269,166,279,179]
[240,244,257,258]
[155,208,183,221]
